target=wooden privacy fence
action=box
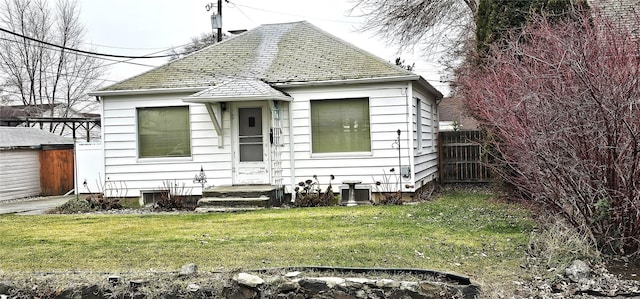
[438,131,492,183]
[39,145,74,196]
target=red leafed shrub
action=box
[457,9,640,256]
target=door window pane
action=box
[137,106,191,158]
[239,107,263,161]
[311,98,371,153]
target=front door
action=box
[233,104,270,184]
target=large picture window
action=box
[311,98,371,153]
[137,106,191,158]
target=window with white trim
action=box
[310,98,371,153]
[137,106,191,158]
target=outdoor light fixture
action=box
[193,166,207,189]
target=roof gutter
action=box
[182,94,293,103]
[416,76,444,100]
[273,75,420,88]
[88,75,445,99]
[274,75,444,99]
[88,87,208,97]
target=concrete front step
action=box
[197,196,270,208]
[202,185,277,197]
[201,185,282,207]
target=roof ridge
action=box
[258,20,308,27]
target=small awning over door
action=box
[181,78,292,148]
[182,78,292,103]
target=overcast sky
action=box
[78,0,449,95]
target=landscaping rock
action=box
[565,260,590,282]
[239,285,258,298]
[345,277,369,285]
[376,278,400,288]
[509,262,640,298]
[298,277,331,293]
[129,279,146,290]
[284,271,302,278]
[278,281,299,292]
[0,281,14,295]
[235,272,264,288]
[187,283,200,292]
[107,275,120,285]
[400,280,419,292]
[178,263,198,277]
[58,285,102,299]
[356,289,368,298]
[316,276,345,288]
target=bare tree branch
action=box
[0,0,103,133]
[458,9,640,256]
[349,0,477,56]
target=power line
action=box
[0,64,120,83]
[226,1,257,26]
[0,27,188,59]
[0,36,163,67]
[0,34,234,88]
[228,2,360,24]
[83,42,179,51]
[0,36,160,83]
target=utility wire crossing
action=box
[0,27,189,59]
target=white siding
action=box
[0,150,40,201]
[412,83,440,189]
[100,81,440,198]
[280,82,427,194]
[101,93,232,197]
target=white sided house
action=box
[89,21,443,205]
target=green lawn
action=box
[0,192,534,286]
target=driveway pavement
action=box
[0,195,74,215]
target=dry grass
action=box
[0,191,535,296]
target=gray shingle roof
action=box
[100,21,413,92]
[0,127,73,149]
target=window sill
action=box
[310,151,373,159]
[137,156,193,163]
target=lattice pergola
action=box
[0,117,101,141]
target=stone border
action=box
[227,268,480,299]
[0,266,480,299]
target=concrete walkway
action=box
[0,195,74,215]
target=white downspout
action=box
[288,101,296,202]
[405,83,415,190]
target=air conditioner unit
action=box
[339,184,371,205]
